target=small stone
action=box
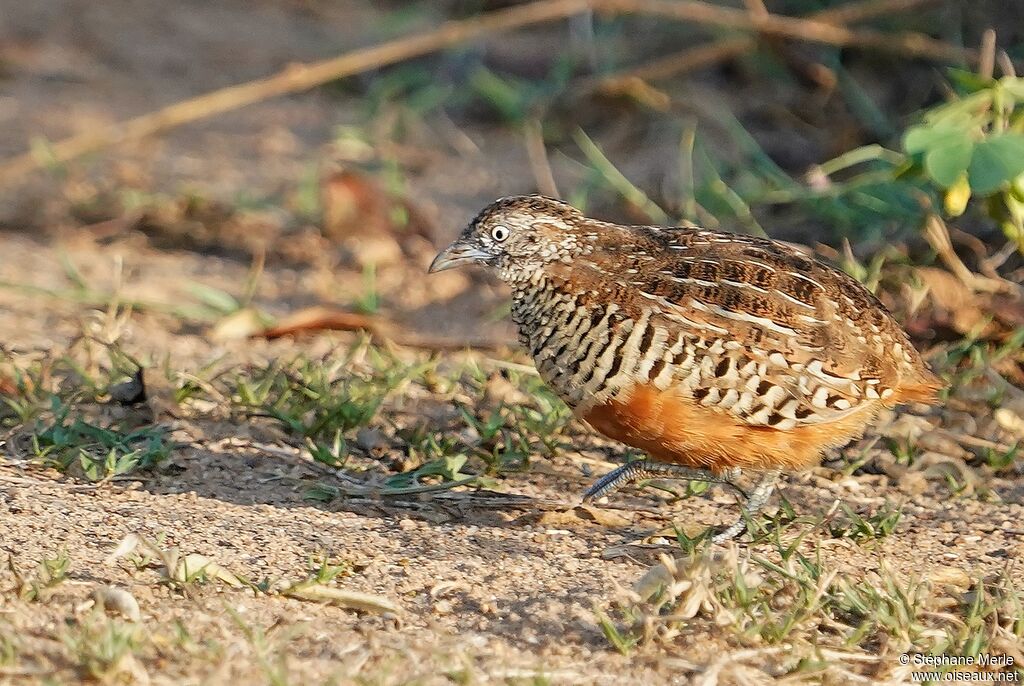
[927,567,971,592]
[896,471,929,496]
[995,408,1024,437]
[355,428,389,458]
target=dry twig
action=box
[577,0,948,95]
[602,0,975,64]
[978,28,997,80]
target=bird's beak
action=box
[428,241,490,273]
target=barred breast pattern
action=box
[508,223,938,431]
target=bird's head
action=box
[429,195,586,281]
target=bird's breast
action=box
[511,283,697,411]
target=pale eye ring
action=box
[491,225,510,242]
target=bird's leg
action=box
[718,467,745,497]
[712,469,781,543]
[583,460,743,503]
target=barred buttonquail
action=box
[430,196,942,541]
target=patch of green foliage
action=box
[578,72,1024,250]
[787,75,1024,246]
[598,543,1024,676]
[1,339,173,481]
[8,549,70,602]
[30,399,171,481]
[904,75,1024,242]
[229,348,422,443]
[62,612,144,682]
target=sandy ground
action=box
[1,218,1022,684]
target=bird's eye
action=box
[491,225,510,242]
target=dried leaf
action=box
[927,567,972,592]
[173,554,243,587]
[105,534,141,564]
[910,266,1024,342]
[631,561,675,602]
[259,306,377,339]
[286,583,400,614]
[534,507,632,528]
[573,505,634,528]
[994,408,1024,437]
[320,170,433,245]
[92,585,142,622]
[210,308,270,341]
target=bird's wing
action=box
[584,225,915,429]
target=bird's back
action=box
[510,222,940,471]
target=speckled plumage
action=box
[430,195,941,535]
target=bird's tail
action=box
[891,369,944,405]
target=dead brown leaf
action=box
[907,266,1024,345]
[258,306,377,339]
[210,308,271,341]
[320,169,433,244]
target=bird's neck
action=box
[508,269,561,329]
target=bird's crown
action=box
[429,195,587,277]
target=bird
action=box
[429,195,942,541]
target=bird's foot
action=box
[583,461,780,544]
[711,469,781,543]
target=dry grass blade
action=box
[593,37,755,93]
[694,647,789,686]
[173,554,244,587]
[284,585,401,614]
[742,0,770,26]
[924,214,1022,295]
[524,118,560,198]
[0,0,592,185]
[573,128,670,223]
[816,0,946,24]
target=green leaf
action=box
[441,453,468,479]
[946,68,992,94]
[1012,174,1024,202]
[924,135,974,187]
[468,67,530,122]
[187,282,240,314]
[903,120,971,155]
[968,133,1024,195]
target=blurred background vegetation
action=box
[0,8,1020,266]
